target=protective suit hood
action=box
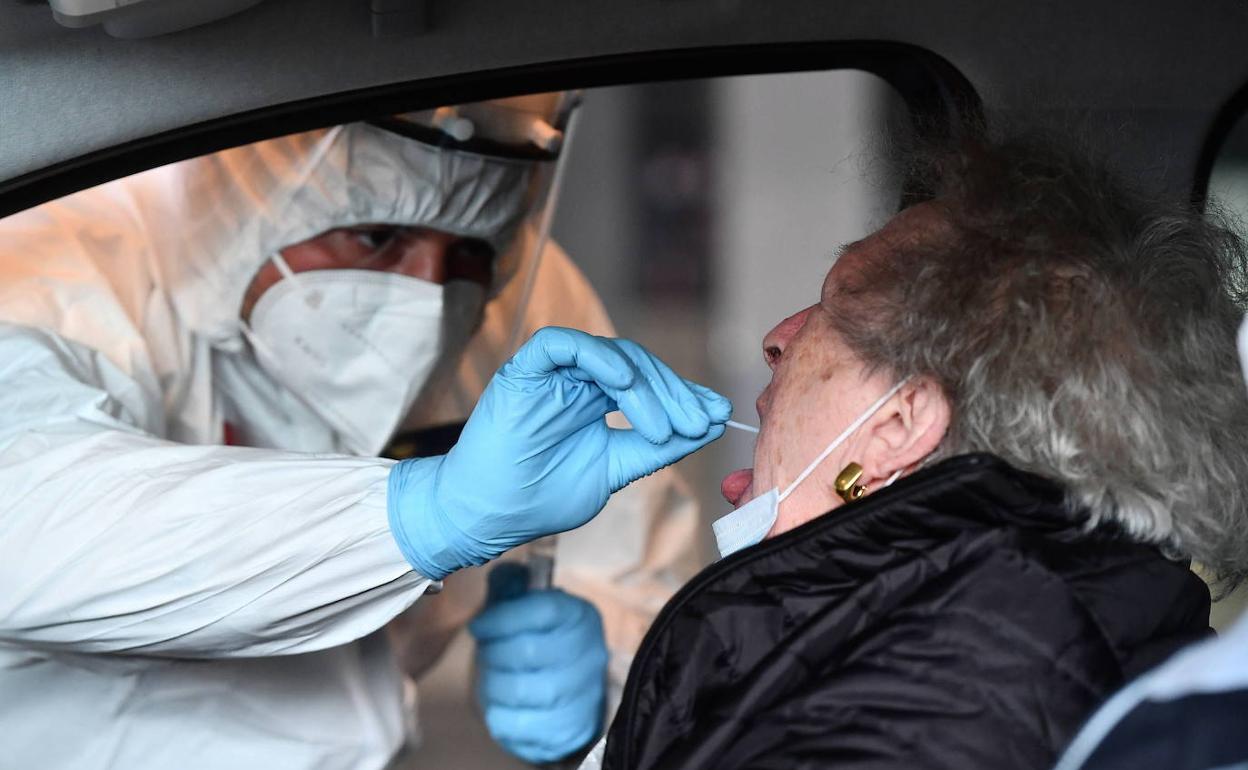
[128,123,542,353]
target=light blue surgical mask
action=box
[712,380,908,559]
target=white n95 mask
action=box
[242,255,484,456]
[712,380,908,559]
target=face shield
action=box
[367,92,581,309]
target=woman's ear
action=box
[864,377,950,482]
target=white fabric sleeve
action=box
[576,736,607,770]
[0,324,429,658]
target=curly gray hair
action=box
[828,135,1248,590]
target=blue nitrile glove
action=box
[387,327,731,579]
[470,563,607,763]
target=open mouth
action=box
[720,467,754,508]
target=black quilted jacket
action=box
[601,454,1211,770]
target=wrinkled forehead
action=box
[823,202,951,300]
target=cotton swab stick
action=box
[725,420,760,434]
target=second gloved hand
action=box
[471,563,608,764]
[387,327,731,579]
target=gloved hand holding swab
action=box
[387,327,732,580]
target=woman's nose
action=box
[762,305,815,370]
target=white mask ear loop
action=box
[778,379,909,503]
[240,253,306,356]
[269,252,304,293]
[883,450,937,487]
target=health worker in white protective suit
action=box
[0,95,728,770]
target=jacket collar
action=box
[719,453,1080,576]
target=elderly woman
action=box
[586,137,1248,770]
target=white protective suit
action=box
[0,125,698,770]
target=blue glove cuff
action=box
[387,456,493,580]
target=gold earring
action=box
[835,462,868,503]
